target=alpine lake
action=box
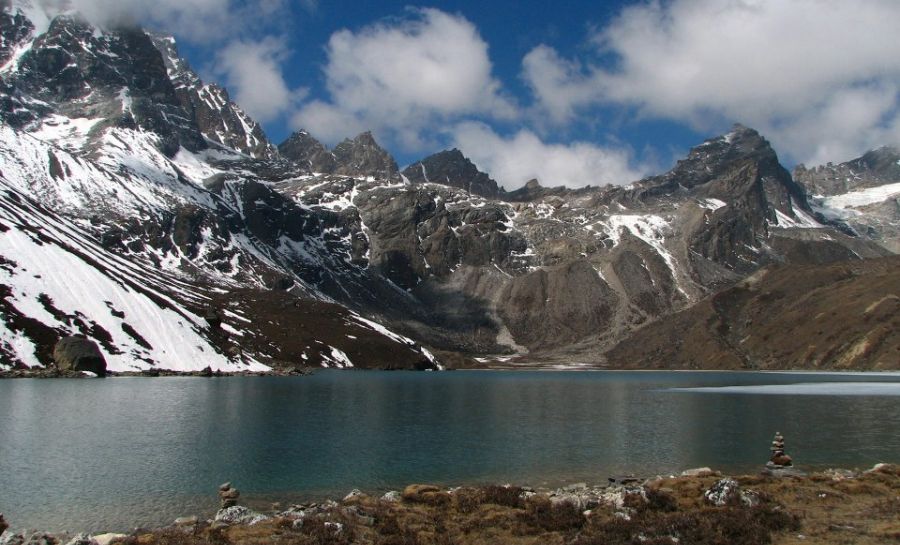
[1,370,899,533]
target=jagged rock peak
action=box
[278,129,337,173]
[794,145,900,197]
[402,148,501,198]
[332,131,399,180]
[650,123,790,192]
[148,32,277,159]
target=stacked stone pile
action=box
[218,482,240,508]
[768,432,793,468]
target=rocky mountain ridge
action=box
[794,146,900,253]
[0,1,896,372]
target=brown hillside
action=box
[605,256,900,370]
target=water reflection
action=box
[0,371,898,532]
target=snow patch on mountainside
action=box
[0,177,267,372]
[774,200,822,229]
[821,182,900,209]
[699,198,727,211]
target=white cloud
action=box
[211,37,306,124]
[523,0,900,165]
[293,8,516,149]
[452,122,647,189]
[521,45,598,125]
[36,0,288,43]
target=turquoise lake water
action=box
[1,370,899,533]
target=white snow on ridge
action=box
[821,182,900,209]
[0,225,265,372]
[774,201,822,229]
[27,115,104,153]
[699,198,727,211]
[603,214,680,271]
[0,180,267,372]
[322,346,353,368]
[349,313,443,369]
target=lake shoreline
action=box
[2,464,897,545]
[4,366,900,379]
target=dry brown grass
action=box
[124,466,900,545]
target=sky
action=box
[37,0,900,189]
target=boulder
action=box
[680,467,716,478]
[21,533,56,545]
[380,491,401,502]
[53,336,106,376]
[0,532,23,545]
[90,535,127,545]
[342,489,364,501]
[704,478,759,507]
[401,484,445,503]
[214,506,268,526]
[63,534,97,545]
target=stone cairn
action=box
[218,482,240,508]
[767,432,793,468]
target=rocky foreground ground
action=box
[2,464,898,545]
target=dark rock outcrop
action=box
[278,130,337,173]
[332,132,399,180]
[794,146,900,196]
[149,33,276,159]
[53,336,106,376]
[403,149,502,198]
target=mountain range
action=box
[1,0,897,372]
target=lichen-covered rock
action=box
[214,506,268,526]
[0,532,24,545]
[90,534,127,545]
[704,478,759,507]
[53,337,106,376]
[62,534,97,545]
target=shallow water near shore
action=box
[1,370,899,533]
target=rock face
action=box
[278,130,337,173]
[332,131,399,180]
[2,12,205,155]
[53,336,106,376]
[149,33,277,159]
[279,130,399,180]
[795,146,900,195]
[403,149,502,198]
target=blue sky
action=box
[48,0,900,188]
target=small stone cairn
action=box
[218,482,241,508]
[767,432,793,468]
